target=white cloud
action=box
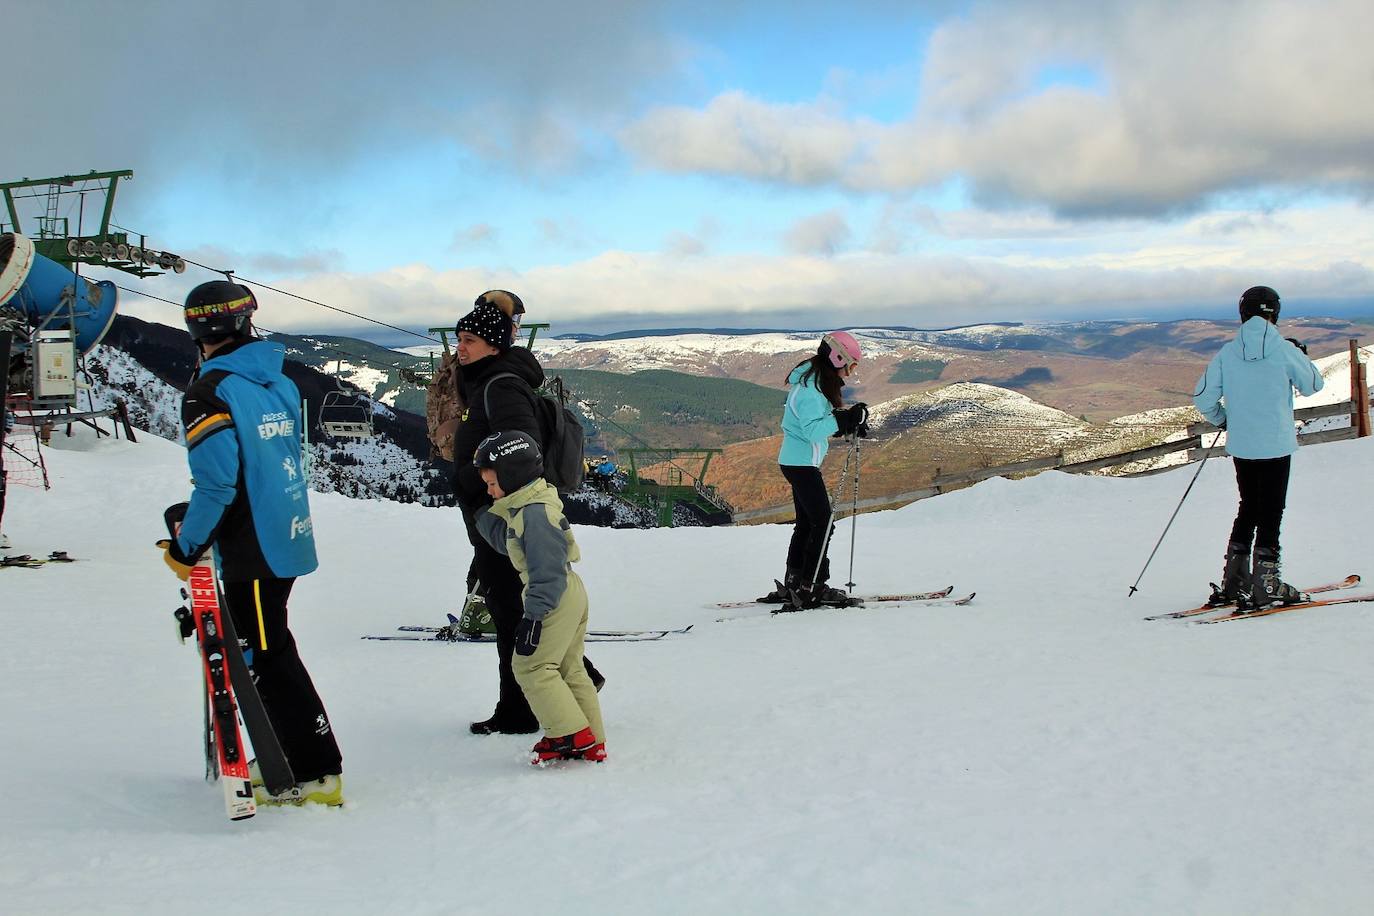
[622,91,868,186]
[623,0,1374,215]
[113,201,1374,334]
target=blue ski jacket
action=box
[1192,316,1324,460]
[778,364,840,467]
[177,339,319,581]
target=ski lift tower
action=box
[620,448,734,527]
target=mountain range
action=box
[78,313,1374,520]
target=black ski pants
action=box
[221,577,342,783]
[1229,455,1291,555]
[463,507,601,728]
[781,464,835,586]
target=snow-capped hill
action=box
[870,381,1088,443]
[1302,344,1372,410]
[536,329,934,374]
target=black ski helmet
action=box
[1238,285,1281,323]
[184,280,257,342]
[473,430,543,493]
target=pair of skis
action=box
[715,585,976,621]
[364,612,693,643]
[178,554,295,821]
[1144,574,1370,624]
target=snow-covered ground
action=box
[3,428,1373,915]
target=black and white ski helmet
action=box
[474,430,543,493]
[184,280,257,342]
[1239,285,1281,323]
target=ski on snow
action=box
[362,631,692,645]
[714,585,958,610]
[716,589,976,622]
[184,558,257,821]
[366,612,693,643]
[1143,574,1361,620]
[175,534,295,818]
[1195,591,1374,624]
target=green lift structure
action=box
[619,448,734,527]
[1,170,183,277]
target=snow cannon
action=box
[0,231,118,355]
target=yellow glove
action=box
[156,539,194,582]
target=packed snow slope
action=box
[3,429,1373,916]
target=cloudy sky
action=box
[4,0,1373,340]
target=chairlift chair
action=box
[320,388,374,439]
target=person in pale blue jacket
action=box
[1193,286,1323,609]
[765,332,869,609]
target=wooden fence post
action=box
[1358,352,1371,439]
[1352,340,1361,433]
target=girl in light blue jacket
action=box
[765,332,869,609]
[1192,286,1324,609]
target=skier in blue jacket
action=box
[157,280,343,806]
[1193,285,1324,609]
[766,331,869,609]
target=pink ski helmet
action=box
[820,331,862,370]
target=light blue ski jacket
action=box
[778,365,839,467]
[1192,316,1324,459]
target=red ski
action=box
[1143,574,1360,620]
[187,559,256,821]
[1196,592,1374,624]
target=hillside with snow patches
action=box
[81,324,1372,521]
[3,424,1373,914]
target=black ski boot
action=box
[812,583,860,607]
[758,568,801,603]
[1207,541,1251,606]
[776,582,819,612]
[777,581,859,612]
[1246,546,1304,610]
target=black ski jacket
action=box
[451,347,545,510]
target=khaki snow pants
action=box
[512,570,605,743]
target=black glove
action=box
[163,502,189,538]
[832,403,869,437]
[1285,337,1308,355]
[514,617,542,656]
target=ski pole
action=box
[809,442,854,591]
[845,434,861,593]
[1127,429,1224,597]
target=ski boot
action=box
[1206,541,1251,606]
[778,581,859,612]
[757,568,801,603]
[530,727,605,765]
[1244,546,1305,611]
[777,582,818,612]
[812,583,860,606]
[254,774,344,807]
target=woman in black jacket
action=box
[451,292,602,735]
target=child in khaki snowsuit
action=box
[473,430,605,764]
